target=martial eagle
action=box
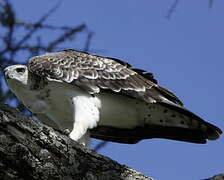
[4,49,222,145]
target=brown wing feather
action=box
[28,49,183,106]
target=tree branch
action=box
[0,103,153,180]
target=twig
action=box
[94,141,108,152]
[166,0,180,19]
[47,24,86,51]
[208,0,214,8]
[15,1,62,48]
[15,21,72,30]
[83,31,94,52]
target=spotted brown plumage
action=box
[28,49,183,105]
[5,49,222,145]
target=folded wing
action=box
[28,49,222,143]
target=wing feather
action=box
[28,49,183,105]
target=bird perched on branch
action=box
[4,49,222,145]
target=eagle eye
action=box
[16,67,25,74]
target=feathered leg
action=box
[70,96,101,146]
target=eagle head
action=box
[4,65,29,91]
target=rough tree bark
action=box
[0,102,153,180]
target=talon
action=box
[63,129,70,136]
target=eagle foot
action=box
[62,128,71,136]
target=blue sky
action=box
[6,1,224,179]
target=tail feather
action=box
[90,125,210,144]
[157,101,222,141]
